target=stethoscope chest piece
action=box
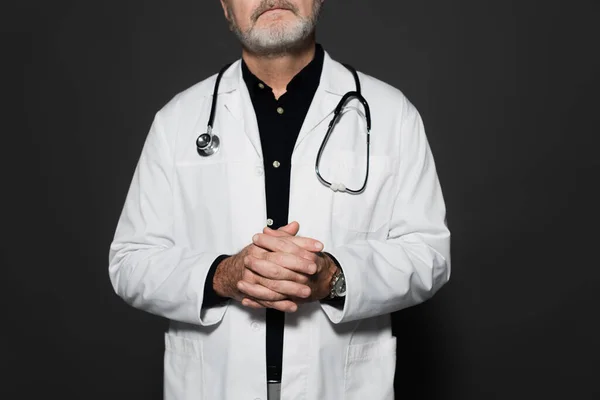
[196,62,232,158]
[196,127,220,156]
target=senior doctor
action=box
[108,0,450,399]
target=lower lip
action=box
[262,8,289,15]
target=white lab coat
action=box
[108,50,450,400]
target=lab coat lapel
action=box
[293,86,338,154]
[293,51,355,153]
[221,60,264,161]
[219,52,355,160]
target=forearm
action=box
[321,230,450,324]
[319,99,451,324]
[202,254,231,308]
[109,242,229,326]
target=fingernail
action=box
[309,263,317,274]
[302,288,311,297]
[253,234,259,242]
[314,241,323,250]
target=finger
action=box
[253,233,323,260]
[276,221,300,236]
[263,226,289,236]
[241,298,264,309]
[247,243,269,257]
[260,252,317,275]
[263,222,300,237]
[237,280,288,301]
[259,299,299,313]
[245,255,310,284]
[242,295,299,313]
[238,279,311,300]
[266,221,299,236]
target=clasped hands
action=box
[213,221,338,312]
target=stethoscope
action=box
[196,62,371,194]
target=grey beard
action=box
[227,0,322,57]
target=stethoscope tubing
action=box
[197,61,371,194]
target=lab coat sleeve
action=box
[108,109,229,327]
[321,101,451,324]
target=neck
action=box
[241,37,317,99]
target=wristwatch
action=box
[329,267,346,299]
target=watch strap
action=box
[329,268,342,299]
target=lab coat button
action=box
[251,322,260,331]
[255,166,264,176]
[266,218,274,227]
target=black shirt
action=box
[203,43,340,383]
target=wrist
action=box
[213,256,233,298]
[320,255,339,300]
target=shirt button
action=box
[272,160,281,168]
[258,82,265,89]
[255,166,264,176]
[266,218,274,226]
[276,107,284,115]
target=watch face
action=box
[335,275,346,296]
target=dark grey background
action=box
[5,0,599,399]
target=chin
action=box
[242,20,311,54]
[256,21,300,38]
[256,15,296,30]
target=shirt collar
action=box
[241,43,325,97]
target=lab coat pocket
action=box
[344,336,397,400]
[330,151,398,233]
[163,333,205,400]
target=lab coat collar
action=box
[217,50,356,159]
[214,50,353,96]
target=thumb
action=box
[280,221,299,235]
[263,221,299,236]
